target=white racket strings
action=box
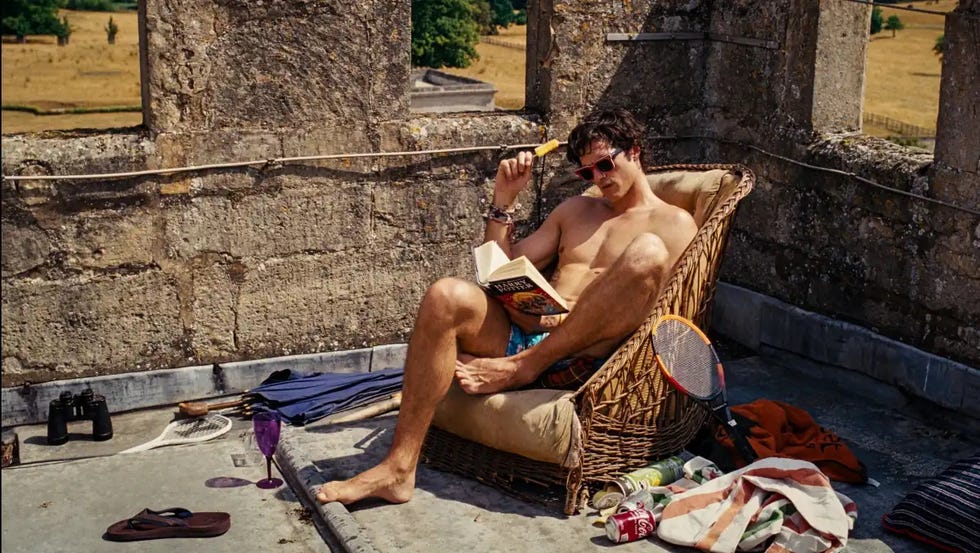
[654,319,719,399]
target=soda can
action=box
[605,509,657,544]
[616,489,656,514]
[610,455,685,495]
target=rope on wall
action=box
[2,136,977,217]
[841,0,974,19]
[652,134,979,217]
[0,142,564,182]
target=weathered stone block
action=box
[0,271,183,385]
[812,0,869,131]
[143,0,410,133]
[190,262,238,357]
[233,252,385,355]
[933,7,980,209]
[0,132,153,177]
[57,209,157,270]
[1,223,52,277]
[154,131,283,168]
[163,184,372,260]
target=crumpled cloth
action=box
[706,399,868,484]
[656,457,857,553]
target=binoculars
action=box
[47,389,113,445]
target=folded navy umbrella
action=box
[247,368,404,425]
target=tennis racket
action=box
[650,315,758,465]
[119,413,233,454]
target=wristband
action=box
[485,204,514,226]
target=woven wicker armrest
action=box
[564,163,755,513]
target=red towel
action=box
[714,399,868,484]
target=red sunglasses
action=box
[574,148,623,181]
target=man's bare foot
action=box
[315,462,415,505]
[454,356,533,394]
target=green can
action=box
[611,455,685,496]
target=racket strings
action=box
[164,416,231,441]
[653,319,720,399]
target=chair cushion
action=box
[881,454,980,553]
[431,383,580,466]
[583,169,731,227]
[646,169,731,227]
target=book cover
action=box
[473,241,569,315]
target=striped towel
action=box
[657,457,856,553]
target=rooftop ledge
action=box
[2,282,976,430]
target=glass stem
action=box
[266,456,272,481]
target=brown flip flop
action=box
[104,507,230,541]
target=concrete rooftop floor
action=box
[2,348,977,553]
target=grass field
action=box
[0,4,955,135]
[864,1,951,134]
[1,9,142,133]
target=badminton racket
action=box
[119,413,233,454]
[650,315,758,464]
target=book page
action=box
[473,241,511,284]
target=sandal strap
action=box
[127,508,193,529]
[145,507,192,519]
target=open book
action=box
[473,241,569,315]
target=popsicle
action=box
[534,139,561,157]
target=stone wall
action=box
[2,0,977,387]
[1,116,542,385]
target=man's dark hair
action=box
[566,108,644,166]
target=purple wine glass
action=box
[252,411,283,489]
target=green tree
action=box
[884,15,904,38]
[411,0,480,68]
[870,7,883,35]
[490,0,517,32]
[55,15,72,46]
[105,16,119,44]
[470,0,493,35]
[933,34,945,61]
[1,0,64,43]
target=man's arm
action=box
[658,207,699,269]
[484,152,532,257]
[484,151,564,271]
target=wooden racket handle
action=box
[178,397,245,417]
[330,392,402,423]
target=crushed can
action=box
[2,429,19,468]
[605,509,657,543]
[616,489,657,514]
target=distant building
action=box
[410,69,497,113]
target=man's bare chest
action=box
[560,212,660,269]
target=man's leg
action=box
[316,277,511,505]
[455,233,670,394]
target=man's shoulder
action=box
[659,201,697,223]
[555,194,608,213]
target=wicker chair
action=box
[422,163,755,514]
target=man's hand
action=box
[493,151,534,207]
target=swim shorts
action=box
[505,325,607,390]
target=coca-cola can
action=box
[605,509,657,543]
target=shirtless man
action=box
[316,109,697,506]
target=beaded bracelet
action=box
[485,204,515,226]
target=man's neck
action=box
[609,174,659,214]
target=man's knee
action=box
[421,277,480,319]
[621,233,670,277]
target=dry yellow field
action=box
[1,5,955,135]
[444,25,527,110]
[1,9,142,133]
[864,1,951,133]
